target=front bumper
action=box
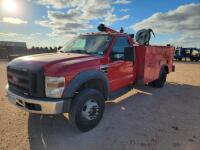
[6,88,69,114]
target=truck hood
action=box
[8,53,102,75]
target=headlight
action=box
[45,76,65,98]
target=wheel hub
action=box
[82,99,99,120]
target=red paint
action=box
[135,45,174,84]
[17,33,175,94]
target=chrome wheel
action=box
[81,99,100,120]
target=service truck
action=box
[6,24,175,132]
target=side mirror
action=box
[124,47,136,61]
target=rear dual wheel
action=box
[69,89,105,132]
[190,57,200,62]
[151,69,167,88]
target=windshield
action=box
[61,35,112,55]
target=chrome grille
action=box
[7,67,29,94]
[7,66,45,97]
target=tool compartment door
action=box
[144,46,165,84]
[135,45,174,85]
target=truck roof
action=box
[83,32,128,36]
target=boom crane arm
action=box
[97,24,119,33]
[97,24,134,45]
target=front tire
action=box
[69,89,105,132]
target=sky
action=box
[0,0,199,48]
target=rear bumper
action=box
[6,88,70,114]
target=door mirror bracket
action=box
[124,47,136,61]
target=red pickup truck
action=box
[6,24,175,132]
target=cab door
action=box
[108,36,134,92]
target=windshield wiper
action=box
[67,50,91,54]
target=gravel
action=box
[0,61,200,150]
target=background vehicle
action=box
[174,47,187,61]
[6,24,175,132]
[174,47,200,61]
[190,48,200,62]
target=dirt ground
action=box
[0,60,200,150]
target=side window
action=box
[111,37,130,60]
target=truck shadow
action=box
[28,82,200,150]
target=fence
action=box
[0,46,62,59]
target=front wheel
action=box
[69,89,105,132]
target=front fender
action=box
[63,70,109,100]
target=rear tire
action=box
[69,89,105,132]
[178,58,182,61]
[152,69,167,88]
